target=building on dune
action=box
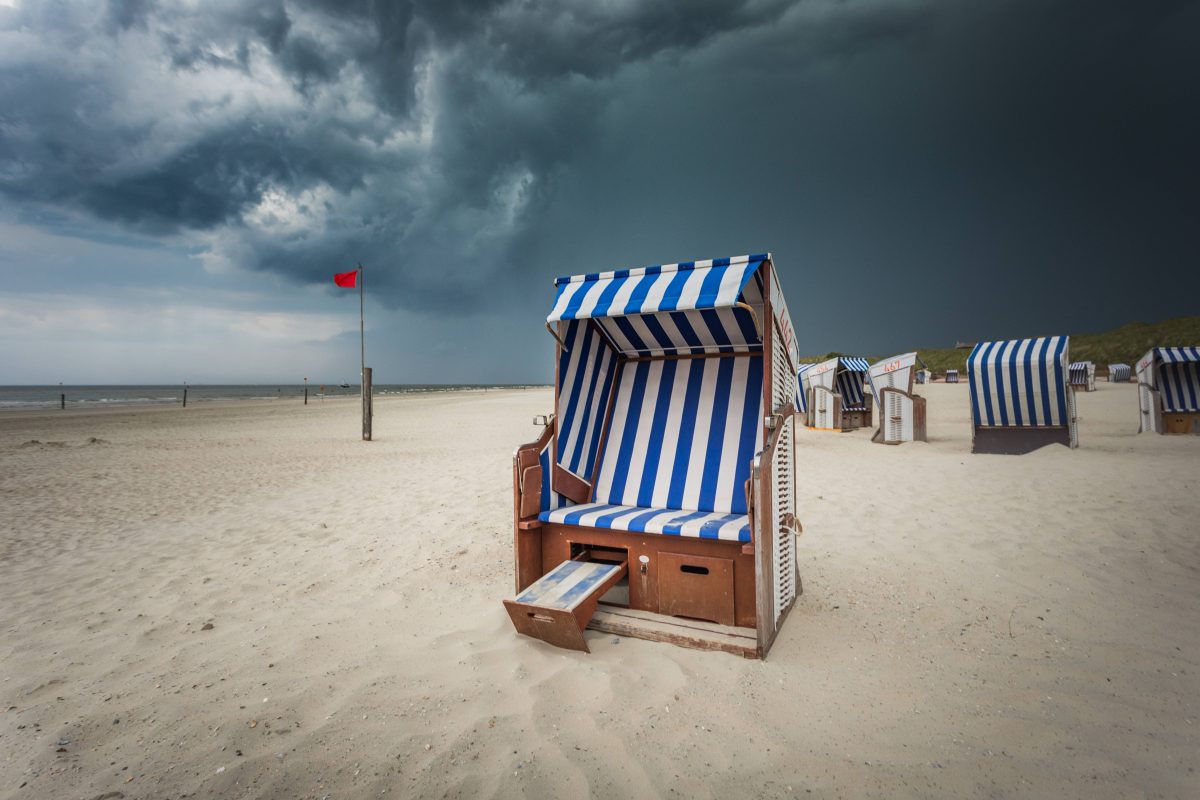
[966,336,1078,454]
[508,253,802,658]
[1135,347,1200,435]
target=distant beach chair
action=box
[1107,363,1131,383]
[868,353,927,444]
[1069,361,1096,392]
[508,253,802,658]
[794,363,814,415]
[915,369,928,385]
[966,336,1078,454]
[1135,347,1200,435]
[944,369,959,383]
[801,356,872,431]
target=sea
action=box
[0,384,544,411]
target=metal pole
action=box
[359,263,371,441]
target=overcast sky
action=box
[1,0,1197,385]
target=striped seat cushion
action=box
[539,502,751,543]
[593,355,763,515]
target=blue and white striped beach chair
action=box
[966,336,1078,453]
[1135,347,1200,434]
[801,356,872,431]
[510,254,802,657]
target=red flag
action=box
[333,270,358,288]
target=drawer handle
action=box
[680,564,709,576]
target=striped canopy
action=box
[548,254,770,358]
[1108,363,1131,382]
[839,357,870,372]
[548,254,766,322]
[1138,347,1200,412]
[967,337,1070,428]
[1068,361,1093,385]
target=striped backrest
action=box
[556,320,618,479]
[1108,364,1130,382]
[945,369,959,383]
[1160,362,1200,412]
[593,355,764,515]
[1069,362,1091,386]
[836,370,867,410]
[967,336,1069,428]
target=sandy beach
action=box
[1,383,1197,799]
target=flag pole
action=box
[358,262,371,441]
[358,262,365,388]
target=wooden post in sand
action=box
[182,382,188,408]
[362,367,373,441]
[304,377,308,405]
[60,382,64,410]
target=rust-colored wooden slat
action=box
[588,608,757,659]
[552,464,592,505]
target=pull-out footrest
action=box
[504,558,627,653]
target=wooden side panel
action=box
[658,552,735,626]
[552,464,592,505]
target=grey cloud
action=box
[1,0,1198,345]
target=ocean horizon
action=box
[0,383,546,411]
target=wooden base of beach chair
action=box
[587,606,759,658]
[503,555,628,653]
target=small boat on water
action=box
[339,380,351,388]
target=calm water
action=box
[0,384,543,411]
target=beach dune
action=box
[1,383,1197,798]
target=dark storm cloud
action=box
[1,0,1197,341]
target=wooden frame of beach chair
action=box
[801,356,872,432]
[868,352,927,444]
[966,337,1078,454]
[1135,347,1200,435]
[509,254,802,658]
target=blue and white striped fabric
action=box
[548,255,767,323]
[967,337,1069,428]
[945,369,959,383]
[540,502,751,542]
[794,363,814,413]
[1107,364,1131,382]
[1154,346,1200,364]
[594,356,764,515]
[836,370,867,411]
[839,357,870,372]
[555,320,618,480]
[1069,362,1090,386]
[538,438,571,513]
[1159,361,1200,412]
[592,306,761,358]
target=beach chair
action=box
[1069,361,1096,392]
[794,363,814,416]
[868,353,927,444]
[1107,363,1131,383]
[966,336,1078,453]
[944,369,959,384]
[1135,347,1200,434]
[509,254,802,658]
[801,357,872,431]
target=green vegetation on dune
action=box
[798,316,1200,375]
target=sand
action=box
[1,383,1197,799]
